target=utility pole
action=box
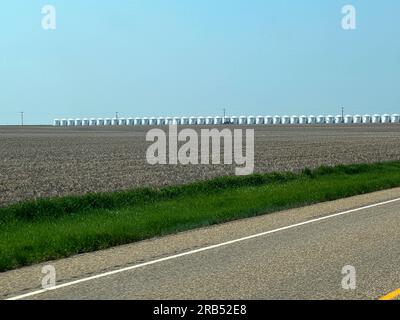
[341,107,344,119]
[115,112,119,120]
[20,112,24,126]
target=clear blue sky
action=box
[0,0,399,124]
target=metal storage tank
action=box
[112,118,119,126]
[90,118,97,126]
[149,117,157,125]
[134,117,142,125]
[61,119,68,126]
[181,117,189,125]
[372,114,381,123]
[282,115,290,125]
[97,118,105,126]
[239,116,248,125]
[82,118,89,126]
[206,116,214,125]
[142,117,150,125]
[231,116,239,125]
[325,115,335,124]
[198,116,206,125]
[214,116,223,125]
[256,116,265,125]
[334,115,343,124]
[75,119,83,126]
[391,114,400,123]
[344,115,353,124]
[173,117,181,125]
[247,116,256,125]
[316,115,325,124]
[127,117,134,125]
[308,115,316,124]
[157,117,166,125]
[353,115,362,124]
[105,118,112,126]
[119,118,127,126]
[189,117,197,125]
[362,115,371,124]
[68,119,75,126]
[265,116,273,125]
[382,114,391,123]
[290,115,299,124]
[273,115,282,125]
[53,119,61,126]
[299,115,308,125]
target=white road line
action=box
[7,197,400,300]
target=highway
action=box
[2,188,400,300]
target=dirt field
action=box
[0,124,399,207]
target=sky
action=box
[0,0,399,124]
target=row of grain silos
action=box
[53,114,400,126]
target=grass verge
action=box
[1,161,400,272]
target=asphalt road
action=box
[2,188,400,300]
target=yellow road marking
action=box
[379,288,400,300]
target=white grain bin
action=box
[173,117,181,125]
[334,115,343,124]
[265,116,273,125]
[290,115,299,124]
[382,114,391,123]
[299,115,308,124]
[247,116,256,125]
[119,118,127,126]
[149,117,157,125]
[391,114,400,123]
[90,118,97,126]
[308,115,316,124]
[282,115,290,125]
[157,117,166,125]
[239,116,248,125]
[362,115,371,124]
[344,115,353,124]
[198,116,206,125]
[316,115,325,124]
[206,116,214,125]
[353,115,362,124]
[256,116,265,125]
[68,119,75,126]
[53,119,61,126]
[97,118,105,126]
[112,118,119,126]
[142,117,150,125]
[164,117,172,125]
[214,116,223,125]
[372,114,381,123]
[75,118,82,126]
[273,115,282,125]
[231,116,239,125]
[61,119,68,126]
[105,118,112,126]
[82,118,89,126]
[325,115,335,124]
[127,117,134,125]
[181,117,189,125]
[189,117,197,125]
[134,117,142,125]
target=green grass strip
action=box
[1,161,400,272]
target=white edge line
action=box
[6,197,400,300]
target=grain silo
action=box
[308,115,316,124]
[353,115,362,124]
[265,116,273,125]
[344,115,353,124]
[127,117,134,125]
[290,115,299,124]
[282,115,290,125]
[189,117,197,125]
[134,117,142,125]
[142,117,150,125]
[247,116,256,125]
[239,116,248,125]
[334,115,343,124]
[90,118,97,126]
[68,119,75,126]
[299,115,308,125]
[105,118,112,126]
[391,114,400,123]
[53,119,61,126]
[97,118,105,126]
[256,116,265,125]
[362,115,371,124]
[325,115,335,124]
[214,116,223,125]
[382,114,391,123]
[61,119,68,126]
[273,115,282,125]
[198,116,206,125]
[206,116,214,125]
[157,117,166,125]
[75,118,83,126]
[231,116,239,125]
[119,118,127,126]
[173,117,181,125]
[372,114,381,123]
[181,117,189,125]
[82,118,89,126]
[316,115,325,124]
[112,118,119,126]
